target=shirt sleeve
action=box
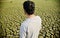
[20,23,27,38]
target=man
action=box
[20,1,42,38]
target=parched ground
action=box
[0,0,60,38]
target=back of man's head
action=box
[23,1,35,15]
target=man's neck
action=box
[27,14,36,18]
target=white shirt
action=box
[20,16,42,38]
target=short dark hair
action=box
[23,1,35,15]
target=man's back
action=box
[20,16,42,38]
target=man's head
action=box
[23,1,35,15]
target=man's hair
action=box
[23,1,35,15]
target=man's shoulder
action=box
[21,19,29,27]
